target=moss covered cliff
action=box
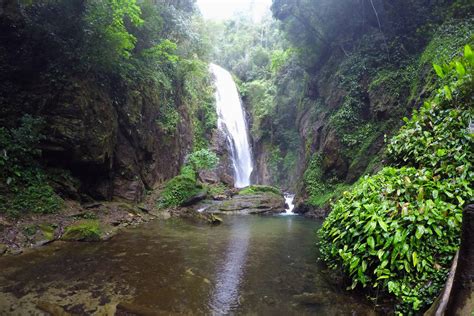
[0,0,216,213]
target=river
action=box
[0,216,373,315]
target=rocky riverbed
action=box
[0,185,286,256]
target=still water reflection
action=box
[0,216,374,315]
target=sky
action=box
[196,0,272,21]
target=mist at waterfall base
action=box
[210,63,253,188]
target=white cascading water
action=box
[283,193,296,216]
[210,63,253,188]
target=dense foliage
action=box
[0,116,63,216]
[159,149,218,207]
[270,0,474,208]
[0,0,218,210]
[158,166,201,208]
[319,45,473,313]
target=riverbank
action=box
[0,184,287,256]
[0,199,164,257]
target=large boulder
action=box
[206,185,285,215]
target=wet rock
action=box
[37,301,71,316]
[293,202,330,219]
[116,302,157,316]
[211,129,235,186]
[208,214,223,225]
[8,248,23,255]
[181,189,208,207]
[0,243,7,255]
[83,202,102,209]
[38,223,56,240]
[210,191,285,215]
[137,204,151,213]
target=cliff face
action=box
[0,2,194,203]
[239,1,473,213]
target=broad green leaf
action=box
[443,85,452,100]
[433,63,444,78]
[436,149,446,157]
[412,252,418,267]
[367,236,375,250]
[378,219,388,232]
[416,225,424,239]
[455,61,465,76]
[465,45,474,64]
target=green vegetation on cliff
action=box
[0,116,63,217]
[270,0,473,209]
[211,14,301,189]
[319,45,473,313]
[0,0,218,207]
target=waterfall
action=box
[283,193,296,216]
[210,63,253,188]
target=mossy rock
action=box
[62,220,101,242]
[38,223,56,241]
[238,185,282,196]
[159,167,203,207]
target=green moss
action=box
[238,185,281,196]
[412,19,474,100]
[159,165,202,208]
[62,220,101,242]
[207,183,227,196]
[38,223,56,241]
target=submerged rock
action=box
[208,214,223,224]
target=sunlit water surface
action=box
[0,216,374,315]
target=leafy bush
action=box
[0,115,44,184]
[83,0,143,71]
[159,148,219,208]
[6,174,64,216]
[187,149,219,172]
[320,167,463,311]
[159,165,202,208]
[207,183,227,197]
[319,45,473,313]
[0,116,63,217]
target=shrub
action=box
[320,167,464,311]
[0,116,64,217]
[319,45,473,313]
[187,149,219,172]
[158,165,202,208]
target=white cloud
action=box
[196,0,272,21]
